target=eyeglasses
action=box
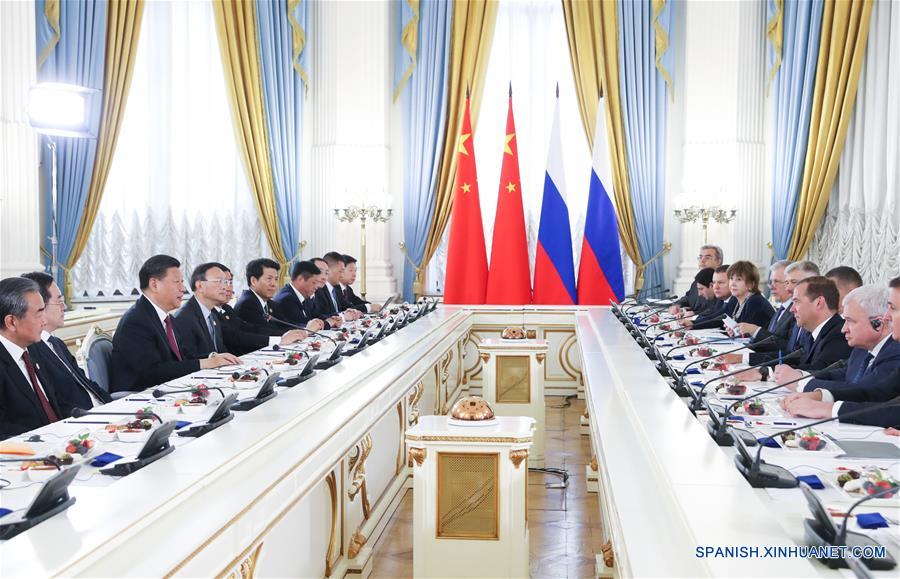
[45,300,66,308]
[770,280,788,286]
[204,279,233,286]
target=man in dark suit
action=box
[310,257,349,327]
[234,258,295,335]
[781,279,900,428]
[272,261,327,331]
[0,277,64,439]
[683,266,734,330]
[316,253,361,322]
[669,244,722,315]
[208,265,306,356]
[826,265,863,315]
[110,255,240,393]
[21,272,111,416]
[340,254,381,314]
[778,276,850,372]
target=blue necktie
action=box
[855,352,875,382]
[768,306,784,332]
[332,286,340,311]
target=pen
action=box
[64,420,109,424]
[778,350,782,366]
[127,398,151,402]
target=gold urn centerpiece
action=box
[501,326,527,340]
[447,396,498,427]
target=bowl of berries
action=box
[685,335,701,346]
[271,352,304,372]
[781,429,827,451]
[116,418,155,443]
[231,369,262,383]
[742,399,766,416]
[725,381,747,396]
[65,431,97,457]
[648,315,661,324]
[308,341,322,351]
[673,330,686,339]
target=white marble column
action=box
[304,0,397,301]
[670,0,768,293]
[0,0,42,278]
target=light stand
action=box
[674,205,737,244]
[334,205,392,299]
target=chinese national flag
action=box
[486,92,532,304]
[443,96,488,304]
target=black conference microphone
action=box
[70,407,163,424]
[652,313,726,344]
[622,283,662,304]
[151,385,226,399]
[686,341,795,411]
[705,359,845,446]
[623,286,665,313]
[637,303,684,324]
[734,398,900,488]
[675,339,773,398]
[268,314,339,347]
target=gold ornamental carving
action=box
[535,353,546,365]
[347,531,368,560]
[225,542,264,579]
[348,434,373,520]
[583,408,589,419]
[409,446,426,466]
[480,352,490,363]
[509,449,528,469]
[407,382,424,426]
[590,455,598,472]
[325,472,340,577]
[525,329,537,339]
[601,540,616,568]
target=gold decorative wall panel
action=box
[496,355,531,403]
[436,452,499,540]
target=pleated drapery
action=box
[397,0,451,301]
[256,0,308,264]
[418,0,498,291]
[212,0,288,273]
[788,0,874,259]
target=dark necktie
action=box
[343,287,351,302]
[856,352,875,381]
[164,315,183,361]
[768,306,784,332]
[332,286,340,311]
[207,312,219,352]
[22,351,58,422]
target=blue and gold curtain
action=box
[618,0,674,292]
[36,0,144,299]
[396,0,452,301]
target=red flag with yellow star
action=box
[444,96,488,304]
[486,91,532,304]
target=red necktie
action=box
[164,315,183,361]
[22,351,59,423]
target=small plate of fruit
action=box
[742,398,766,416]
[20,454,74,481]
[833,466,900,505]
[781,429,828,451]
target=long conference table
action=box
[0,303,898,577]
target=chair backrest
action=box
[77,325,114,393]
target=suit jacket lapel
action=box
[0,346,50,417]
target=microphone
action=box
[704,359,846,446]
[268,315,339,346]
[640,312,695,332]
[623,286,666,313]
[735,398,900,488]
[653,314,726,343]
[686,341,795,411]
[70,407,163,424]
[624,283,662,303]
[151,385,225,399]
[0,455,63,469]
[636,304,684,325]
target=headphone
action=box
[870,317,884,331]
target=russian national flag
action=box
[577,97,625,304]
[533,96,576,305]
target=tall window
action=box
[426,0,593,293]
[70,0,268,299]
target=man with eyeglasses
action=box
[21,272,112,416]
[174,262,307,358]
[669,245,723,315]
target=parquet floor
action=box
[370,397,602,579]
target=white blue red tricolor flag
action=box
[533,95,576,305]
[577,97,625,303]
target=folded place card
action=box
[672,354,685,361]
[758,436,780,448]
[856,513,889,529]
[90,452,123,467]
[176,421,192,429]
[685,368,701,374]
[795,474,824,489]
[0,508,11,518]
